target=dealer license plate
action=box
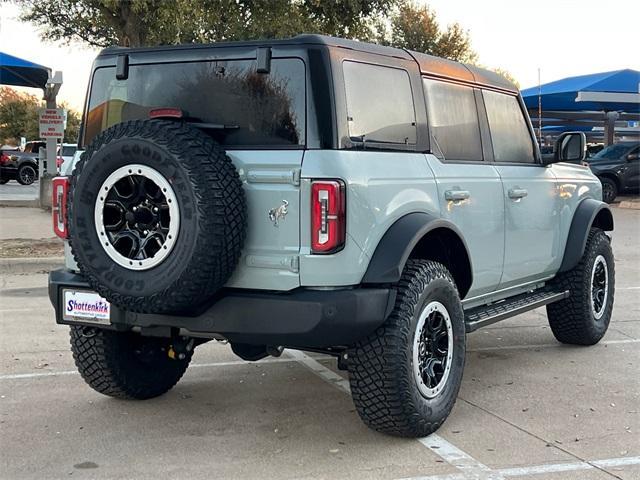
[62,289,111,325]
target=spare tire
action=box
[69,120,246,313]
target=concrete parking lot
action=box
[0,207,638,480]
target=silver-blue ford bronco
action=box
[48,35,614,437]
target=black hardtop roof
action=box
[99,34,517,93]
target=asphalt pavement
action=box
[0,180,39,204]
[0,207,638,480]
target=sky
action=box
[1,0,639,112]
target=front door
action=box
[622,146,640,190]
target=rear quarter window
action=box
[84,58,306,148]
[342,61,416,148]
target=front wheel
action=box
[546,228,615,345]
[70,327,193,399]
[348,260,465,437]
[600,178,618,204]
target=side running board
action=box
[464,290,570,333]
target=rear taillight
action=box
[0,153,9,165]
[311,180,346,254]
[52,176,70,239]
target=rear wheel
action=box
[17,164,37,185]
[70,326,193,399]
[348,260,465,437]
[546,228,614,345]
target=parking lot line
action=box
[467,337,639,352]
[286,350,505,480]
[401,456,640,480]
[288,350,640,480]
[2,337,638,381]
[0,355,324,381]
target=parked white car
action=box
[57,143,77,169]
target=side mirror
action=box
[549,132,586,165]
[627,153,639,162]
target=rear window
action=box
[61,145,77,156]
[84,58,306,148]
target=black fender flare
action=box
[18,158,38,168]
[362,212,472,285]
[559,198,614,273]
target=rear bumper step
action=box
[49,269,395,348]
[465,290,569,333]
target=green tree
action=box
[60,102,81,143]
[0,88,82,145]
[19,0,400,48]
[387,2,476,63]
[0,88,41,144]
[490,68,520,88]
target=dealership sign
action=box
[38,108,66,139]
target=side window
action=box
[422,78,482,161]
[483,90,535,163]
[343,61,416,147]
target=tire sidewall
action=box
[580,232,615,337]
[404,276,465,419]
[71,136,200,299]
[600,178,617,203]
[18,164,37,185]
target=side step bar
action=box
[464,290,569,333]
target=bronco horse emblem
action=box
[268,200,289,227]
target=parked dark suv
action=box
[586,141,640,203]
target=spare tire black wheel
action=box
[69,120,246,313]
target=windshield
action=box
[84,58,306,148]
[590,143,635,161]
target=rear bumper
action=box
[0,165,18,179]
[49,269,395,348]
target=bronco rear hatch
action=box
[79,50,309,290]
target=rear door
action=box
[481,90,561,288]
[422,78,504,298]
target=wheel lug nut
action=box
[132,206,137,211]
[153,207,158,213]
[143,230,148,235]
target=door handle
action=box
[508,188,528,199]
[445,190,470,201]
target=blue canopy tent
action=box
[522,69,640,112]
[1,52,62,207]
[521,69,640,145]
[0,52,51,90]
